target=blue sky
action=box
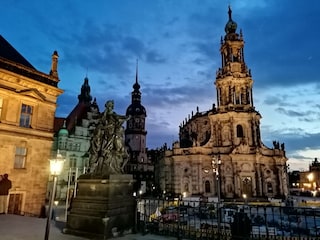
[2,0,320,171]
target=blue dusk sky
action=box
[1,1,320,171]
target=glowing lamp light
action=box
[49,152,65,176]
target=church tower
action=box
[213,6,261,149]
[161,6,288,200]
[125,63,152,194]
[125,62,147,163]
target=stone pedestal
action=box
[65,174,135,239]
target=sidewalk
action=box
[0,214,177,240]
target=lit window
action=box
[15,147,27,168]
[19,104,33,128]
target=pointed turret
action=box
[50,50,59,78]
[78,77,92,104]
[126,60,146,117]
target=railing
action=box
[136,198,320,240]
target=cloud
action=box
[143,81,213,109]
[262,125,320,153]
[122,36,145,57]
[145,50,166,64]
[275,108,305,117]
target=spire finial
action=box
[136,59,139,84]
[228,5,232,20]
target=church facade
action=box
[158,7,288,200]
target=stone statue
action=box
[88,100,129,176]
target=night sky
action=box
[1,1,320,170]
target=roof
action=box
[66,102,91,132]
[54,117,65,133]
[0,35,59,87]
[53,103,91,134]
[0,35,35,69]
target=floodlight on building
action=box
[308,173,314,182]
[183,191,187,198]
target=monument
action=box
[65,100,135,238]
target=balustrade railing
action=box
[136,197,320,240]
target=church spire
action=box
[132,59,141,104]
[125,60,146,118]
[78,76,92,104]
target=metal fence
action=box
[136,198,320,240]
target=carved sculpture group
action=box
[88,100,129,176]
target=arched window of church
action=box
[205,181,210,193]
[236,125,244,138]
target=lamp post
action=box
[212,155,221,236]
[44,151,65,240]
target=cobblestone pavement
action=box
[0,214,176,240]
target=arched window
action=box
[236,125,244,138]
[205,181,211,193]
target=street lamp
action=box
[212,155,221,236]
[242,194,247,206]
[212,155,221,202]
[44,151,65,240]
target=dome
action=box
[225,6,237,34]
[58,128,69,137]
[225,20,237,34]
[58,120,68,137]
[133,81,140,90]
[126,103,146,116]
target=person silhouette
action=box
[231,208,252,240]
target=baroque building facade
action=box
[158,7,288,199]
[0,35,63,215]
[52,77,99,200]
